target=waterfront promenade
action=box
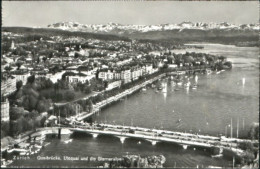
[72,73,166,121]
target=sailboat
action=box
[192,85,197,89]
[162,83,167,93]
[195,75,198,83]
[184,81,191,89]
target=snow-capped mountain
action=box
[47,21,259,34]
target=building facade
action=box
[1,77,16,96]
[1,97,10,122]
[67,75,95,84]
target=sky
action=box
[2,1,259,27]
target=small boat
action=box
[142,88,147,91]
[211,154,223,158]
[64,139,73,144]
[216,70,222,74]
[177,119,182,123]
[137,141,142,145]
[192,85,197,89]
[206,69,212,75]
[177,82,182,86]
[44,142,50,147]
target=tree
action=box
[27,75,35,84]
[15,61,23,70]
[248,123,259,140]
[10,107,25,121]
[16,80,23,91]
[241,151,255,165]
[1,121,10,138]
[4,66,12,72]
[64,91,75,101]
[84,86,92,94]
[42,57,47,63]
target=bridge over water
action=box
[42,123,257,157]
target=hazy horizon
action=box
[3,1,259,27]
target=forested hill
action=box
[125,29,259,46]
[2,26,259,47]
[2,27,131,42]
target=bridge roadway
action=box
[65,123,256,156]
[16,123,258,157]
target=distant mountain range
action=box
[47,21,259,34]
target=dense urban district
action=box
[1,25,258,168]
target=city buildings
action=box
[67,74,95,84]
[1,97,10,122]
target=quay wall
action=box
[76,73,166,121]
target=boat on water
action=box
[177,82,182,86]
[208,166,222,168]
[137,141,142,145]
[157,81,163,90]
[184,81,191,88]
[43,142,50,147]
[216,70,224,74]
[162,83,167,93]
[64,139,73,144]
[192,84,197,89]
[142,87,147,91]
[177,119,182,123]
[206,69,212,75]
[211,154,223,158]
